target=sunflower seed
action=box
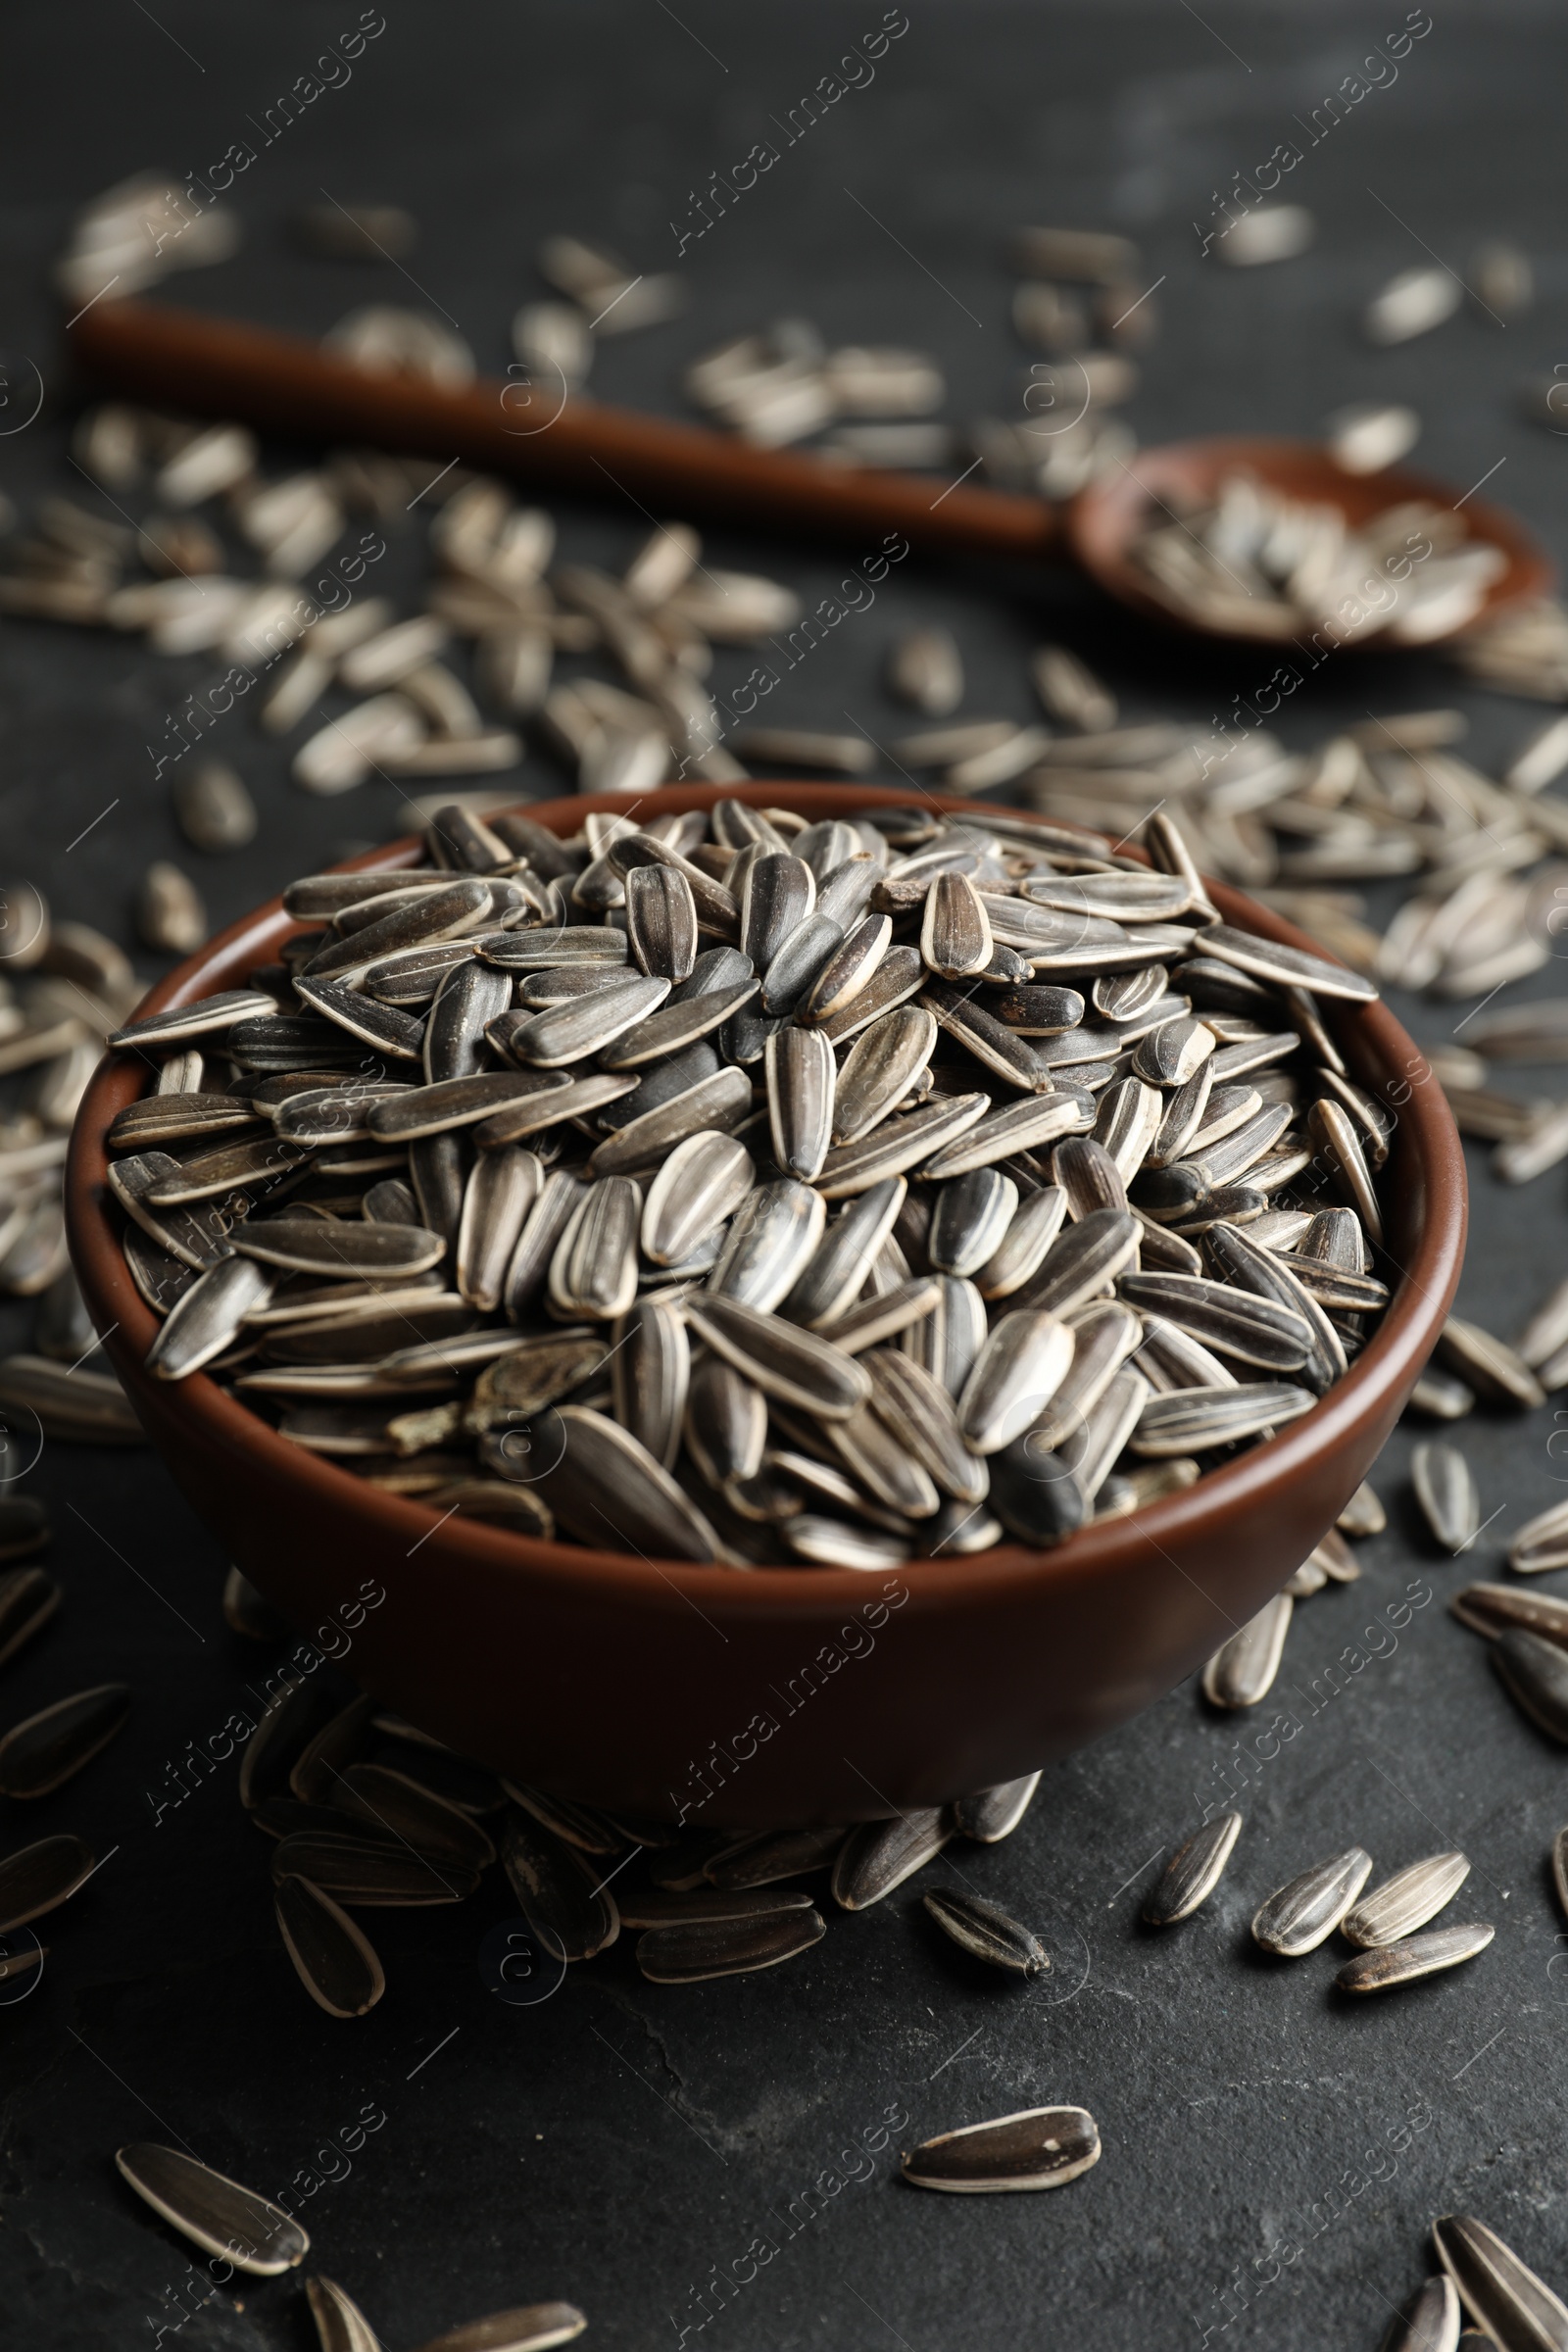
[920,872,993,980]
[685,1295,870,1421]
[782,1179,906,1327]
[306,2275,385,2352]
[501,1811,618,1960]
[990,984,1086,1037]
[1203,1222,1347,1395]
[547,1178,641,1320]
[920,1095,1090,1182]
[888,625,963,714]
[1027,1301,1143,1450]
[145,1253,274,1380]
[1451,1583,1568,1645]
[635,1904,825,1982]
[1342,1851,1471,1947]
[1251,1847,1373,1955]
[1440,1315,1547,1409]
[708,1178,826,1309]
[1306,1099,1385,1246]
[116,2143,310,2275]
[1509,1498,1568,1575]
[619,1884,816,1929]
[274,1876,385,2018]
[1338,1923,1494,1994]
[765,1025,834,1181]
[1120,1273,1312,1371]
[335,1764,497,1870]
[705,1824,845,1888]
[1133,1382,1313,1456]
[902,2106,1101,2194]
[928,1170,1018,1279]
[865,1348,988,1502]
[1021,1207,1140,1317]
[0,1565,60,1666]
[957,1309,1074,1454]
[1095,1077,1165,1179]
[1375,2278,1461,2352]
[273,1829,479,1904]
[974,1186,1068,1298]
[817,1093,990,1197]
[233,1220,445,1278]
[1432,2213,1568,2350]
[586,1066,752,1179]
[1144,1810,1243,1924]
[1051,1137,1127,1222]
[1411,1368,1476,1420]
[1494,1629,1568,1741]
[611,1298,689,1469]
[0,1682,130,1795]
[923,1887,1048,1975]
[109,989,279,1051]
[407,2303,587,2352]
[903,1274,988,1396]
[1200,921,1378,1004]
[952,1775,1040,1841]
[1412,1441,1481,1552]
[640,1131,754,1269]
[1202,1594,1294,1709]
[599,980,758,1069]
[832,1809,950,1909]
[502,1786,623,1854]
[0,1831,95,1931]
[531,1406,720,1561]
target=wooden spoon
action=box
[68,297,1550,643]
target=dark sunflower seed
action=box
[272,1831,479,1905]
[1412,1441,1481,1552]
[1337,1924,1494,1994]
[1201,1595,1294,1710]
[1342,1850,1471,1947]
[232,1220,445,1278]
[685,1295,871,1421]
[1433,2214,1568,2350]
[115,2141,310,2274]
[902,2105,1101,2193]
[1144,1811,1243,1924]
[636,1905,825,1982]
[531,1405,721,1561]
[0,1831,95,1931]
[923,1887,1048,1975]
[0,1682,130,1796]
[274,1876,385,2018]
[831,1809,950,1909]
[501,1810,618,1959]
[1251,1846,1373,1955]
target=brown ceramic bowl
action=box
[66,786,1466,1826]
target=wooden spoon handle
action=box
[68,297,1064,565]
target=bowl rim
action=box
[67,781,1467,1618]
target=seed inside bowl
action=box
[102,796,1391,1568]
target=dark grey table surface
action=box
[5,6,1568,2347]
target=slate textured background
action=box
[3,5,1568,2346]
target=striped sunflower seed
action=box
[637,1906,825,1982]
[0,1682,130,1796]
[817,1093,990,1196]
[501,1811,618,1960]
[1337,1924,1494,1994]
[1412,1441,1481,1552]
[928,1169,1018,1278]
[1119,1273,1311,1372]
[902,2106,1101,2193]
[0,1831,95,1931]
[617,1886,815,1929]
[864,1348,988,1503]
[0,1566,61,1668]
[407,2303,587,2352]
[1022,1206,1140,1316]
[766,1024,835,1181]
[1376,2278,1460,2352]
[957,1309,1074,1454]
[531,1406,721,1562]
[611,1298,690,1470]
[685,1296,871,1421]
[145,1253,274,1380]
[274,1876,386,2017]
[115,2142,309,2275]
[921,871,992,978]
[974,1186,1068,1298]
[708,1179,826,1310]
[1201,1594,1293,1709]
[951,1775,1040,1842]
[1133,1382,1313,1455]
[1144,1810,1243,1924]
[1493,1629,1568,1741]
[831,1809,951,1909]
[1509,1498,1568,1575]
[1439,1315,1547,1410]
[922,1887,1048,1975]
[1432,2214,1568,2350]
[1251,1847,1373,1955]
[1341,1851,1471,1947]
[1451,1582,1568,1645]
[306,2276,384,2352]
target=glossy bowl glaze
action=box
[66,786,1466,1826]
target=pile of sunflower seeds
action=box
[1128,471,1506,644]
[102,794,1395,1568]
[1144,1808,1492,1994]
[228,1611,1048,2008]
